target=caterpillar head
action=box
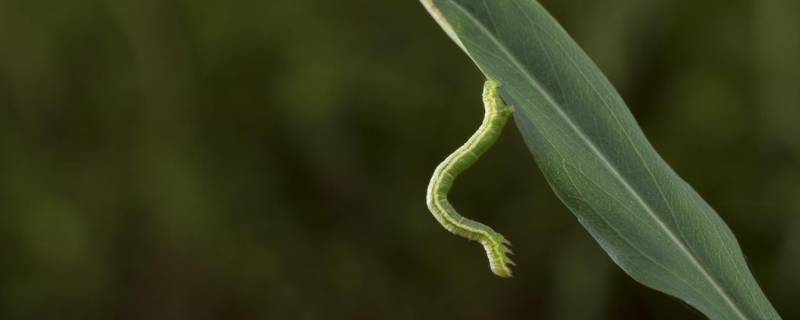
[482,236,515,278]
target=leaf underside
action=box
[423,0,781,319]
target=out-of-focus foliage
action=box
[0,0,796,319]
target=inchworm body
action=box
[426,80,515,277]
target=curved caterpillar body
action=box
[426,80,515,277]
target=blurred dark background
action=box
[0,0,798,319]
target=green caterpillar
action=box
[426,80,515,278]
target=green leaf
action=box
[421,0,781,319]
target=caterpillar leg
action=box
[426,80,515,277]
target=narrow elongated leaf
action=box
[422,0,781,319]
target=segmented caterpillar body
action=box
[426,80,515,277]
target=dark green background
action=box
[0,0,797,319]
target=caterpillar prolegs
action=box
[426,80,515,277]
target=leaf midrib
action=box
[441,0,749,318]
